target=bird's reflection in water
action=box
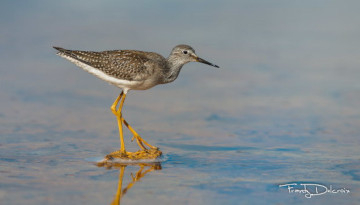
[97,162,162,205]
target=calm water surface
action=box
[1,1,360,204]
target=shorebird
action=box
[53,45,219,158]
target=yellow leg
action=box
[110,91,157,152]
[122,119,157,150]
[110,91,126,154]
[110,91,123,115]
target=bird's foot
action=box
[105,150,130,160]
[104,148,162,161]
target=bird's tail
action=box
[53,46,68,54]
[53,46,78,59]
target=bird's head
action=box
[170,45,219,68]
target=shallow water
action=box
[1,0,360,204]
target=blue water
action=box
[1,0,360,204]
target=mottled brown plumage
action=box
[53,47,162,81]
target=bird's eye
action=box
[182,50,188,54]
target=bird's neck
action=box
[163,56,185,84]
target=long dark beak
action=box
[197,57,219,68]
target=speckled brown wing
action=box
[54,47,152,81]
